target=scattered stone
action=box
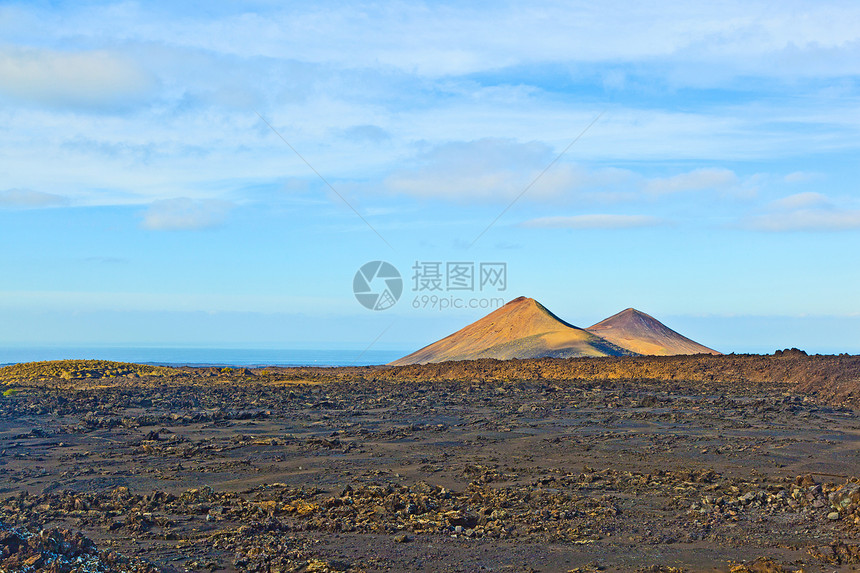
[3,357,860,571]
[729,556,801,572]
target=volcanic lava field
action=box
[2,354,860,572]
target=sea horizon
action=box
[0,346,408,368]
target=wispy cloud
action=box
[645,168,738,195]
[46,2,859,80]
[386,142,748,206]
[746,209,860,232]
[522,214,664,229]
[0,47,155,110]
[0,188,68,208]
[769,192,830,210]
[140,198,233,231]
[746,192,860,231]
[0,1,856,211]
[784,171,821,184]
[385,138,556,202]
[342,125,391,143]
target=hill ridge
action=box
[389,296,634,365]
[587,308,720,356]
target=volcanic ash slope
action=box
[390,296,634,365]
[586,308,720,356]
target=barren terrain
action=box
[2,354,860,572]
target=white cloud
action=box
[645,168,738,194]
[0,188,67,208]
[784,171,821,184]
[342,125,391,143]
[522,214,664,229]
[746,193,860,231]
[746,209,860,232]
[0,47,155,110]
[140,198,233,231]
[383,138,759,207]
[769,192,830,210]
[55,2,860,79]
[0,2,856,215]
[384,138,554,202]
[383,138,649,203]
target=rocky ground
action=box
[1,356,860,572]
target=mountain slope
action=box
[389,296,634,365]
[586,308,720,356]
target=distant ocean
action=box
[0,347,406,367]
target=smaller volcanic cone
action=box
[586,308,720,356]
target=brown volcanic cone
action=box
[389,296,634,365]
[586,308,720,356]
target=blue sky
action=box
[2,0,860,355]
